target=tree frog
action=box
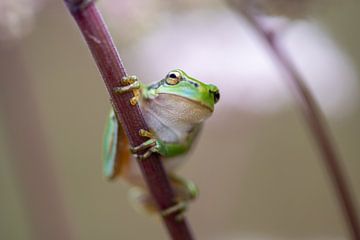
[102,69,220,217]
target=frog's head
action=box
[148,69,219,123]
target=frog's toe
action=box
[121,75,138,84]
[130,129,161,160]
[133,147,158,160]
[113,75,140,95]
[130,139,157,153]
[160,201,188,221]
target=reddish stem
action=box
[63,1,194,239]
[238,6,360,240]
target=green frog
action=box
[102,69,219,217]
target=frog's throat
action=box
[158,93,214,112]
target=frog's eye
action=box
[165,71,181,85]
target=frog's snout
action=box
[209,84,220,104]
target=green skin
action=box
[102,69,219,215]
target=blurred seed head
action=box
[0,0,45,42]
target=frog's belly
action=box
[122,155,186,188]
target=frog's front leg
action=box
[129,129,158,160]
[113,75,141,105]
[130,129,191,160]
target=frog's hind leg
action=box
[160,174,198,219]
[169,174,199,202]
[127,174,198,218]
[128,187,158,215]
[102,109,131,180]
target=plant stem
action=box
[234,5,360,240]
[63,1,194,239]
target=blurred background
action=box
[0,0,359,239]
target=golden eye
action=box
[165,71,181,85]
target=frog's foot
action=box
[161,201,188,221]
[130,129,159,160]
[113,75,140,105]
[158,174,199,220]
[128,187,187,220]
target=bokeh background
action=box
[0,0,359,239]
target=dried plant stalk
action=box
[229,3,360,239]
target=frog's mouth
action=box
[162,93,213,111]
[162,93,214,112]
